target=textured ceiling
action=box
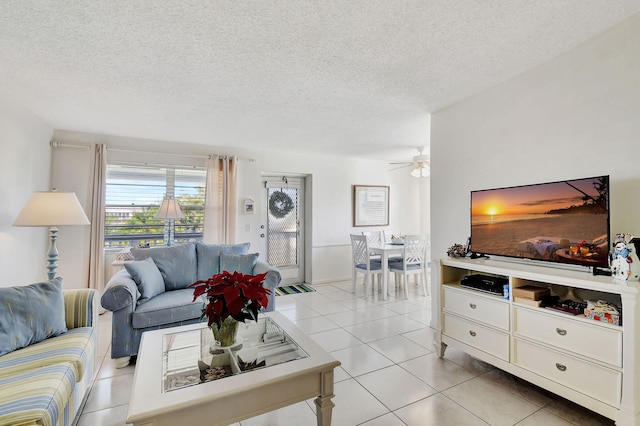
[1,1,639,162]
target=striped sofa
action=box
[0,289,99,426]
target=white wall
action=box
[0,90,53,287]
[50,145,94,289]
[52,129,429,286]
[430,13,640,320]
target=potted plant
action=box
[189,271,271,346]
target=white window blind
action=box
[104,164,206,248]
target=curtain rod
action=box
[50,140,91,149]
[51,141,254,162]
[108,147,209,159]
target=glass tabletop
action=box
[162,316,309,392]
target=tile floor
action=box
[78,280,614,426]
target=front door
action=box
[263,176,305,286]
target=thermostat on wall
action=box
[244,199,255,214]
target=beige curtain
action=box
[227,156,237,243]
[88,144,106,295]
[203,155,237,244]
[203,155,219,243]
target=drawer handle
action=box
[469,303,477,309]
[556,328,567,336]
[469,330,477,337]
[555,363,567,372]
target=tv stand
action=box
[436,257,640,425]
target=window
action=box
[104,164,206,248]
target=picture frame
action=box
[353,185,389,227]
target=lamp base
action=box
[47,227,59,280]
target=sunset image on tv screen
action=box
[470,176,609,267]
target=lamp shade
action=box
[155,198,184,220]
[13,191,90,227]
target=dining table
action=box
[369,242,404,300]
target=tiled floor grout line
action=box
[284,287,484,425]
[82,280,614,426]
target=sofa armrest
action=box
[63,288,100,329]
[100,269,141,312]
[253,260,281,312]
[253,260,281,291]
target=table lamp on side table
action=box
[13,190,91,280]
[155,197,184,247]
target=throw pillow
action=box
[132,243,197,291]
[220,252,259,275]
[124,257,165,304]
[196,242,250,279]
[0,277,67,356]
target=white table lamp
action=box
[13,190,90,279]
[155,197,184,246]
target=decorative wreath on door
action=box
[269,190,294,218]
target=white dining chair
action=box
[382,230,404,262]
[362,230,383,247]
[362,231,383,259]
[350,234,382,298]
[389,234,430,299]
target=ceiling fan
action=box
[390,147,430,178]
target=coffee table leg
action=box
[315,370,336,426]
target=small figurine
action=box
[611,233,636,280]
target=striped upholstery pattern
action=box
[64,289,98,330]
[0,327,96,382]
[0,288,98,426]
[0,362,76,426]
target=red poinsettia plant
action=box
[188,271,271,328]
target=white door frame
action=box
[263,175,306,286]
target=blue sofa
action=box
[100,242,280,367]
[0,280,99,426]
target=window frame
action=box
[104,163,206,249]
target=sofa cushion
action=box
[0,361,76,426]
[124,257,165,304]
[132,243,197,291]
[220,252,259,274]
[132,289,203,329]
[0,278,67,356]
[0,327,96,382]
[196,242,250,280]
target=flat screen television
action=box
[470,175,610,268]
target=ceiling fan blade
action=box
[389,164,413,171]
[389,162,412,165]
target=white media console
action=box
[436,257,640,424]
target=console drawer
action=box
[514,339,621,408]
[514,306,622,367]
[443,313,509,361]
[443,286,509,330]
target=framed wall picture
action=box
[353,185,389,226]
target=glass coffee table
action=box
[127,311,341,426]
